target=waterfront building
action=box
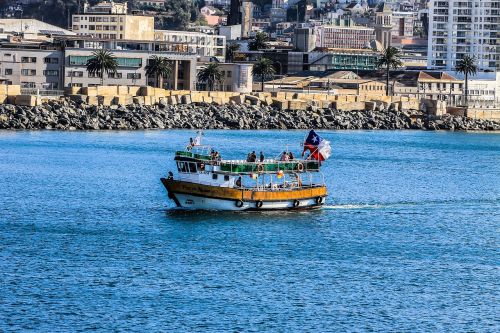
[72,1,154,41]
[63,37,197,90]
[0,43,64,90]
[196,63,253,93]
[0,34,198,90]
[427,0,500,72]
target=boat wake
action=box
[322,204,385,210]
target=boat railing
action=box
[175,151,321,174]
[240,183,325,192]
[218,159,320,174]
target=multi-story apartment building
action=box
[0,35,198,91]
[316,21,376,50]
[0,46,64,90]
[427,0,500,72]
[72,1,154,40]
[63,38,197,90]
[154,30,226,62]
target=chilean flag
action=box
[302,130,332,162]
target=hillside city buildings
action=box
[0,0,497,107]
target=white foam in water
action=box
[323,204,384,210]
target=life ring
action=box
[257,164,264,173]
[315,196,323,204]
[293,200,300,208]
[297,163,304,172]
[235,200,244,208]
[255,200,263,209]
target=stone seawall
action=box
[0,100,499,131]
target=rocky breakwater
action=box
[0,100,499,131]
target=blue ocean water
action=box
[0,130,499,332]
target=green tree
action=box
[86,49,118,86]
[145,56,172,89]
[197,63,224,91]
[252,57,276,92]
[377,46,403,96]
[226,43,240,63]
[248,32,270,51]
[455,55,478,111]
[165,0,195,30]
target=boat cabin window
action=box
[224,175,230,181]
[212,174,218,180]
[188,162,197,173]
[177,162,187,173]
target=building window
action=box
[44,57,59,64]
[4,68,12,75]
[108,72,122,79]
[21,82,36,88]
[127,73,141,79]
[69,71,84,77]
[21,57,36,63]
[21,69,36,76]
[43,70,59,76]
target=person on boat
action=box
[187,137,195,151]
[249,151,256,162]
[280,151,289,161]
[259,152,265,162]
[288,152,295,160]
[235,176,242,187]
[214,151,221,161]
[246,152,252,162]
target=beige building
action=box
[72,1,154,40]
[196,63,253,93]
[154,30,226,62]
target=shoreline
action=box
[1,100,499,131]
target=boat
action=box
[161,130,331,211]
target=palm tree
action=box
[197,63,224,91]
[145,56,172,89]
[86,49,118,86]
[253,57,276,92]
[376,46,403,96]
[248,32,270,51]
[455,55,478,111]
[226,43,240,63]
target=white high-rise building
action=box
[427,0,500,73]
